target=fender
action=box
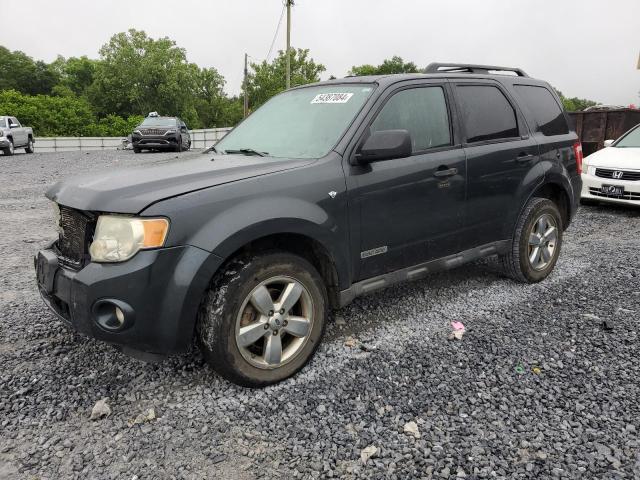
[192,196,351,290]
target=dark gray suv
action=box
[35,63,582,387]
[131,115,191,153]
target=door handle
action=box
[434,167,458,178]
[516,153,535,163]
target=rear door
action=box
[346,81,467,280]
[451,81,540,249]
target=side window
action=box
[456,85,519,143]
[370,86,451,153]
[513,85,569,136]
[10,117,20,127]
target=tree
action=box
[245,48,326,109]
[89,29,199,125]
[192,67,242,128]
[51,55,99,97]
[554,88,598,112]
[0,47,59,95]
[350,56,420,76]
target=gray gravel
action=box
[1,149,640,479]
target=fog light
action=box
[115,306,125,326]
[93,299,135,332]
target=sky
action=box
[1,0,639,105]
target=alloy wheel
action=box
[528,213,558,271]
[235,276,314,369]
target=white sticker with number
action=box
[311,93,354,104]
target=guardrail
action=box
[33,127,232,153]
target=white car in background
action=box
[581,123,640,206]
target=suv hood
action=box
[47,153,310,213]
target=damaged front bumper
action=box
[35,243,222,357]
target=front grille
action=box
[595,168,640,181]
[589,187,640,201]
[56,206,95,268]
[140,128,168,136]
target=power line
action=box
[266,5,286,61]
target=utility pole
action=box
[243,52,249,118]
[286,0,294,89]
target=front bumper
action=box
[581,170,640,206]
[35,244,222,356]
[0,138,10,147]
[132,134,180,149]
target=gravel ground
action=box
[1,149,639,480]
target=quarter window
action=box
[513,85,569,136]
[370,86,451,153]
[456,85,519,143]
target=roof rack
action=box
[424,63,528,77]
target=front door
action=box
[346,83,467,281]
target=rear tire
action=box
[25,137,34,154]
[500,197,563,283]
[133,147,141,154]
[197,252,327,387]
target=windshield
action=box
[141,117,177,127]
[216,84,375,158]
[615,125,640,148]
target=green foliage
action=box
[245,48,326,109]
[0,89,94,136]
[554,88,598,112]
[0,47,59,95]
[89,29,202,126]
[0,89,143,137]
[350,56,420,76]
[51,55,98,97]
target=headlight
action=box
[89,215,169,263]
[165,129,177,135]
[0,130,4,137]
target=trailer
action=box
[569,108,640,156]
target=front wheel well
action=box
[220,233,341,309]
[531,183,570,230]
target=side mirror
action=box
[603,139,614,147]
[355,129,412,164]
[9,123,18,129]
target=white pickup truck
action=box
[0,116,35,156]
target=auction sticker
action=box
[311,92,354,104]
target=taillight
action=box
[573,142,583,174]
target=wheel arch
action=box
[530,181,572,230]
[212,228,345,309]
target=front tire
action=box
[197,252,327,387]
[3,139,14,156]
[175,137,183,152]
[25,137,34,154]
[501,197,563,283]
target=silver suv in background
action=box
[0,116,35,156]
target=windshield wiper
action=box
[223,148,268,157]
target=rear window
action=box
[514,85,569,136]
[456,85,519,143]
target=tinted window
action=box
[514,85,569,136]
[370,87,451,152]
[456,85,519,143]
